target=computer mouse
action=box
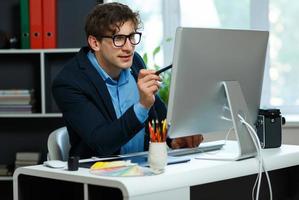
[43,160,66,168]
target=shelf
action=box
[0,49,78,115]
[0,113,62,118]
[0,176,13,181]
[0,49,70,166]
[0,48,79,54]
[0,0,98,199]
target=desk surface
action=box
[13,141,299,199]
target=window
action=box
[263,0,299,121]
[180,0,249,29]
[104,1,299,122]
[176,0,299,123]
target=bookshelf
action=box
[0,0,99,160]
[0,48,78,117]
[0,49,78,166]
[0,0,101,199]
[0,48,74,200]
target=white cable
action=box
[240,117,263,200]
[224,127,234,144]
[248,125,272,200]
[238,114,273,200]
[200,127,234,155]
[252,169,260,200]
[238,116,263,200]
[241,118,272,200]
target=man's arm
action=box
[52,72,144,156]
[138,69,204,149]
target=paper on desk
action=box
[89,160,154,177]
[90,160,132,170]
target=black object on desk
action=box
[256,109,284,148]
[68,156,79,171]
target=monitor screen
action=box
[166,27,269,160]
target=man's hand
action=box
[171,135,204,149]
[137,69,161,109]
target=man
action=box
[52,2,203,159]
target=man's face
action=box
[95,20,137,78]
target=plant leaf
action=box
[142,53,148,66]
[165,37,172,42]
[152,46,161,58]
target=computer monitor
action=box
[167,27,269,160]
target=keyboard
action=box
[79,153,191,168]
[79,142,225,168]
[168,143,224,157]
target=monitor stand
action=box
[196,81,257,161]
[222,81,257,160]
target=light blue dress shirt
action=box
[87,51,149,154]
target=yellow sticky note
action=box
[90,160,130,170]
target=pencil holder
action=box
[148,142,167,174]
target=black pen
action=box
[155,64,172,75]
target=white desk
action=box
[13,141,299,200]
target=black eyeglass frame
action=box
[100,32,142,47]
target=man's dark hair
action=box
[85,2,141,40]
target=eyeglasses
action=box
[100,32,142,47]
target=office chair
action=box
[47,127,70,161]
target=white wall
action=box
[202,125,299,145]
[282,126,299,145]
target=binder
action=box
[29,0,43,48]
[20,0,30,49]
[42,0,57,48]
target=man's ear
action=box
[87,35,100,51]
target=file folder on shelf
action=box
[29,0,43,48]
[20,0,30,49]
[42,0,57,48]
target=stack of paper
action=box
[15,152,41,169]
[89,160,153,177]
[0,90,35,114]
[0,165,11,176]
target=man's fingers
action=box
[137,70,162,108]
[171,140,181,149]
[139,74,161,85]
[182,135,205,148]
[138,69,156,78]
[142,79,160,89]
[185,137,194,148]
[200,134,204,142]
[171,135,204,149]
[172,138,187,149]
[139,81,160,96]
[192,135,201,148]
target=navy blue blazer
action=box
[52,47,167,159]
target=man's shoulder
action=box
[52,48,87,86]
[58,47,89,75]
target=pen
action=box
[149,119,168,142]
[155,64,172,75]
[149,122,156,142]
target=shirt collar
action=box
[87,51,130,86]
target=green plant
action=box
[142,39,172,105]
[157,72,171,105]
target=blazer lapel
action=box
[77,48,117,120]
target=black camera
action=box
[255,109,285,148]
